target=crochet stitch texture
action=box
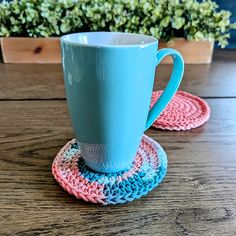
[52,134,167,205]
[151,90,210,130]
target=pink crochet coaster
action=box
[52,134,167,205]
[151,91,210,131]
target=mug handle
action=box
[145,48,184,130]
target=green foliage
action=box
[0,0,235,47]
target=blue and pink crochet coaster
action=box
[52,134,167,205]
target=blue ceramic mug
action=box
[61,32,184,173]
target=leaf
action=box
[0,0,235,48]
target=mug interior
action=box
[61,32,157,47]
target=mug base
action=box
[52,134,168,205]
[78,138,142,173]
[83,159,133,173]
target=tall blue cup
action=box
[61,32,184,173]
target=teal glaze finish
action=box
[61,32,184,173]
[146,48,184,129]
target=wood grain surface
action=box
[0,50,235,100]
[159,39,214,64]
[0,49,236,235]
[1,37,61,64]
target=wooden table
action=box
[0,49,236,235]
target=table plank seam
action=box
[0,97,236,102]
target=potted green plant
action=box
[0,0,235,64]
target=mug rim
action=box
[60,31,158,48]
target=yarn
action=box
[52,134,167,205]
[151,91,210,130]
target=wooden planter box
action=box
[159,38,214,64]
[1,37,61,64]
[1,37,214,64]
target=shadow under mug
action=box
[61,32,184,173]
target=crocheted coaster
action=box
[151,90,210,131]
[52,135,167,205]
